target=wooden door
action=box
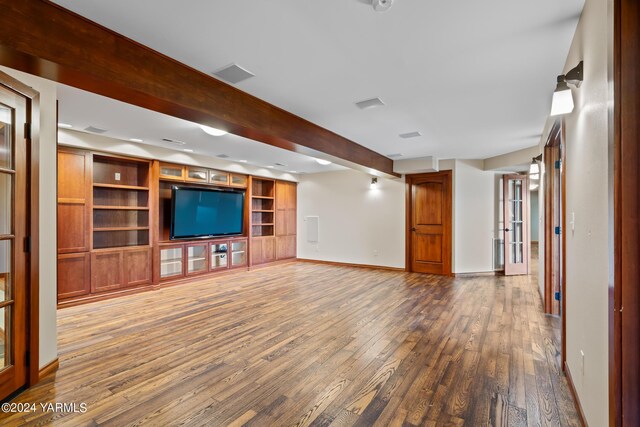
[407,171,452,275]
[275,181,296,260]
[544,143,563,315]
[503,174,531,276]
[57,149,90,253]
[0,84,29,399]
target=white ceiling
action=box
[52,0,583,165]
[56,83,345,174]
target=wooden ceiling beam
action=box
[0,0,397,177]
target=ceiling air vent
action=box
[274,162,288,167]
[399,131,422,139]
[84,126,107,134]
[213,63,255,84]
[162,138,186,146]
[355,97,385,110]
[216,154,230,159]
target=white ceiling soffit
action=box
[52,0,584,161]
[56,84,345,174]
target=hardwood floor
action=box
[0,262,579,426]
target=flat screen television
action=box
[170,186,244,239]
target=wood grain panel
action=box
[415,182,443,225]
[276,235,296,260]
[57,253,90,300]
[275,181,297,260]
[414,234,443,264]
[57,149,90,253]
[0,0,396,177]
[123,247,152,287]
[0,262,581,426]
[90,250,124,293]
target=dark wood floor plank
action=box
[0,262,580,426]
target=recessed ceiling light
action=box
[58,123,73,128]
[183,149,194,153]
[289,170,298,174]
[212,63,256,84]
[238,160,247,163]
[200,125,227,136]
[355,97,385,110]
[267,165,274,169]
[315,158,332,165]
[399,131,422,139]
[129,138,143,143]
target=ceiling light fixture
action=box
[267,165,275,169]
[372,0,394,12]
[129,138,143,143]
[315,158,332,165]
[58,123,73,129]
[551,61,583,116]
[370,177,378,187]
[289,170,298,174]
[200,125,228,137]
[238,160,247,163]
[184,149,194,153]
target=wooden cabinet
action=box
[209,170,229,186]
[159,163,185,181]
[230,240,247,267]
[57,253,90,300]
[186,243,208,276]
[251,237,276,265]
[91,250,125,293]
[123,247,152,287]
[57,149,91,253]
[275,181,297,260]
[160,245,184,280]
[186,166,208,183]
[229,173,248,188]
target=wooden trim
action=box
[296,258,406,272]
[38,358,59,381]
[0,69,40,387]
[0,0,397,177]
[57,284,154,309]
[612,0,640,424]
[560,119,567,372]
[564,361,588,427]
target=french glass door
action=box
[0,83,28,399]
[503,174,530,275]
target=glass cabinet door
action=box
[187,244,208,275]
[160,246,183,279]
[231,240,247,267]
[229,173,248,188]
[186,167,208,183]
[209,170,229,186]
[159,163,184,181]
[210,242,229,270]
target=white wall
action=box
[0,67,58,369]
[539,0,611,424]
[297,169,405,268]
[453,160,496,274]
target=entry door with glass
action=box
[503,174,530,276]
[0,84,28,399]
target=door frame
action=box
[405,170,453,276]
[543,120,566,367]
[611,0,640,424]
[0,70,40,387]
[503,173,531,276]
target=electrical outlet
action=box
[114,172,121,181]
[580,350,585,376]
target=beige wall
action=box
[0,67,58,369]
[538,0,612,424]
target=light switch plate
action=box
[115,172,121,181]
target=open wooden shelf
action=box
[93,205,149,211]
[93,183,149,191]
[94,226,150,232]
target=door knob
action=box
[505,228,510,232]
[411,227,416,231]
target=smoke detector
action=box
[373,0,393,12]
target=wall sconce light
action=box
[370,177,378,187]
[551,61,583,116]
[529,154,542,175]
